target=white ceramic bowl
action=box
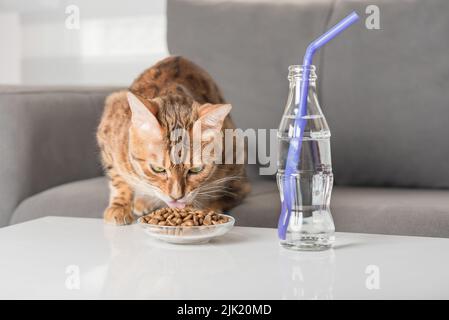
[137,214,235,244]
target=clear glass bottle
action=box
[277,65,335,251]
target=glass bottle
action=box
[277,65,335,251]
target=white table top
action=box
[1,216,448,299]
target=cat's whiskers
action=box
[120,170,168,206]
[193,174,243,202]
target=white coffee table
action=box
[1,216,448,299]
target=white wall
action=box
[0,0,168,86]
[0,12,21,84]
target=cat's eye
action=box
[150,164,166,173]
[189,166,204,174]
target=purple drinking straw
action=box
[278,12,360,240]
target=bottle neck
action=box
[288,65,317,87]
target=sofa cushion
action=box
[167,0,333,131]
[232,186,449,238]
[11,176,449,238]
[167,0,449,189]
[321,1,449,189]
[11,177,109,225]
[9,168,277,226]
[330,187,449,238]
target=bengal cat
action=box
[97,56,250,225]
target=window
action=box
[0,0,168,85]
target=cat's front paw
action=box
[104,205,134,225]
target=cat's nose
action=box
[169,181,185,201]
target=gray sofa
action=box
[2,0,449,237]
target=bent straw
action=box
[278,12,360,240]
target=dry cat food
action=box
[141,207,230,227]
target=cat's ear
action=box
[127,92,162,138]
[196,103,232,130]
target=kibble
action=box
[141,207,229,227]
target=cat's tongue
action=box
[167,201,186,209]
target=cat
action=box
[97,56,250,225]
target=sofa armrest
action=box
[0,86,119,226]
